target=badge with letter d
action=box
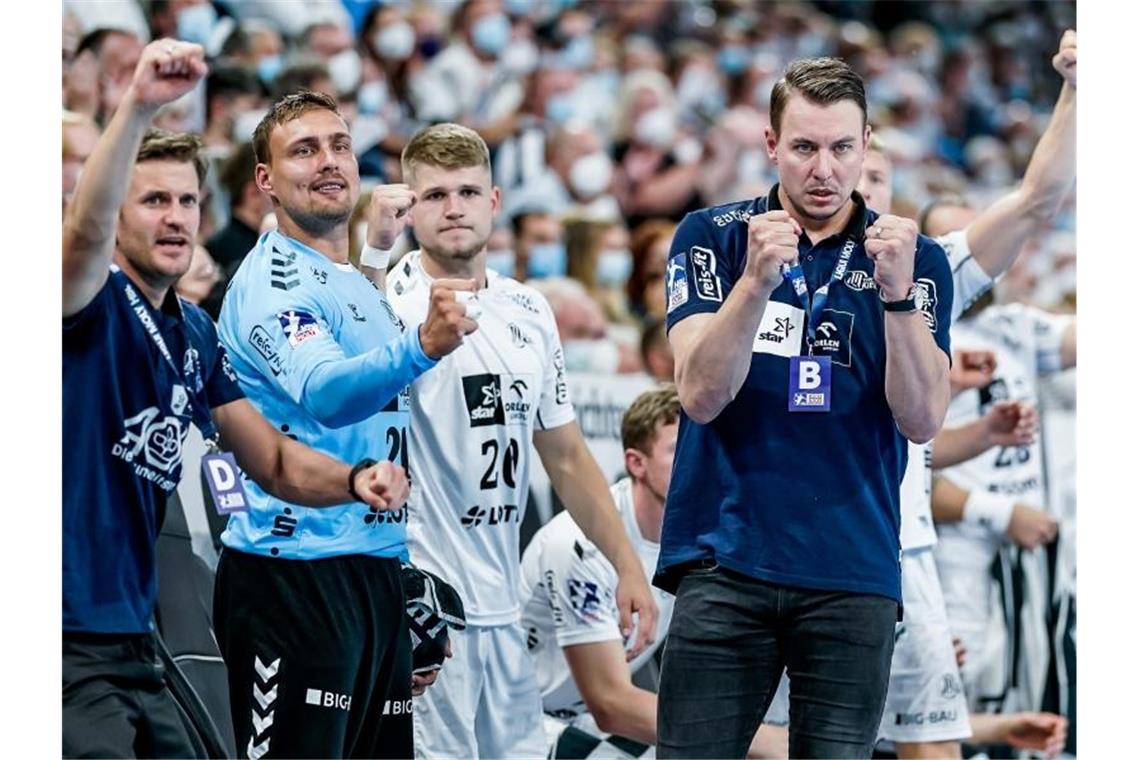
[202,452,250,514]
[788,356,831,412]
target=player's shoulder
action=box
[529,510,607,576]
[387,251,428,303]
[490,273,559,326]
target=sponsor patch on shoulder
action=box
[914,278,939,332]
[667,252,689,313]
[690,246,723,302]
[277,309,323,347]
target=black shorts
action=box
[213,549,412,759]
[63,632,200,758]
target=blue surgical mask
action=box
[560,35,594,70]
[527,242,567,279]
[596,248,632,287]
[544,92,577,126]
[717,45,750,76]
[257,54,283,86]
[504,0,533,17]
[485,249,516,278]
[357,80,387,115]
[177,3,217,47]
[471,13,511,56]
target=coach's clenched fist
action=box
[745,210,801,292]
[865,214,918,302]
[419,278,479,359]
[367,184,417,251]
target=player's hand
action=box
[129,39,208,110]
[984,401,1037,447]
[353,460,410,512]
[950,349,996,395]
[1006,503,1058,550]
[1053,30,1076,89]
[419,279,479,359]
[866,214,918,302]
[744,210,801,293]
[367,184,417,251]
[411,640,452,696]
[615,564,658,661]
[1003,712,1068,759]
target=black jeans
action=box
[657,565,898,759]
[63,632,200,759]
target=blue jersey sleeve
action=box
[221,279,436,429]
[913,236,955,361]
[664,211,737,332]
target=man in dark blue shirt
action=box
[655,57,953,759]
[62,39,410,759]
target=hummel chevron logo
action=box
[247,737,270,760]
[252,709,274,735]
[254,656,280,682]
[253,683,277,710]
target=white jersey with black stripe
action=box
[388,251,576,626]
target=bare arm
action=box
[965,31,1076,278]
[931,400,1036,469]
[213,398,408,510]
[63,40,207,317]
[931,475,970,524]
[563,641,658,745]
[1060,321,1076,370]
[883,311,951,442]
[534,422,658,656]
[969,712,1067,758]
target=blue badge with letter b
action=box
[788,356,831,412]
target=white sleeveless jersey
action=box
[519,478,675,716]
[388,251,576,626]
[934,303,1072,635]
[899,230,994,551]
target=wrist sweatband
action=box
[361,243,393,269]
[962,490,1016,533]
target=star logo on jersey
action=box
[463,374,506,427]
[774,316,794,338]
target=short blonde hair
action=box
[621,384,680,455]
[401,123,491,186]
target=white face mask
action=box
[357,80,387,114]
[595,248,632,287]
[484,249,516,277]
[373,22,415,61]
[501,38,539,75]
[562,338,620,374]
[633,107,676,149]
[327,48,362,94]
[568,152,613,199]
[231,108,266,143]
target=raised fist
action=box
[130,39,208,110]
[745,210,801,292]
[1053,30,1076,89]
[865,214,918,302]
[419,279,479,359]
[367,184,417,251]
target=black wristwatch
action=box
[348,458,379,502]
[881,286,917,313]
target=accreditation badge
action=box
[788,355,831,413]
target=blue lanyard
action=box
[114,266,218,441]
[780,237,857,354]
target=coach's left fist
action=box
[866,214,918,302]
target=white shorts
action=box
[414,622,546,759]
[877,548,972,744]
[542,714,653,759]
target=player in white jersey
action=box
[854,29,1076,758]
[371,123,658,760]
[520,385,789,759]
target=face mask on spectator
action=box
[560,35,594,70]
[562,337,620,374]
[231,108,265,143]
[328,48,363,94]
[634,107,676,149]
[569,152,613,198]
[596,248,632,287]
[485,249,516,277]
[357,80,387,114]
[545,92,577,126]
[504,0,533,17]
[676,66,718,108]
[177,3,217,47]
[373,22,416,61]
[527,242,567,279]
[472,13,511,56]
[502,38,539,75]
[716,45,750,76]
[257,54,283,85]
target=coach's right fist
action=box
[129,39,207,110]
[745,210,801,292]
[419,279,479,359]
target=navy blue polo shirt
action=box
[656,186,952,603]
[63,269,244,633]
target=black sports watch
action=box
[348,458,379,502]
[881,285,917,313]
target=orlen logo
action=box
[462,373,505,427]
